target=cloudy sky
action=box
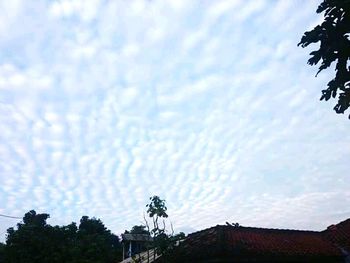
[1,0,349,240]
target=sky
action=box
[0,0,350,241]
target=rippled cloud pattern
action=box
[1,0,350,239]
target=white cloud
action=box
[0,0,23,37]
[49,0,101,21]
[0,0,350,242]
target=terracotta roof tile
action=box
[223,226,342,257]
[324,218,350,252]
[166,222,349,262]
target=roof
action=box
[165,224,346,262]
[324,218,350,252]
[221,225,341,256]
[121,233,153,242]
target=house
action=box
[121,233,153,260]
[159,219,350,263]
[324,218,350,256]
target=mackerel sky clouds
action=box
[0,0,349,239]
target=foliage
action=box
[124,225,150,235]
[146,195,168,242]
[3,210,121,263]
[0,242,5,263]
[171,232,185,242]
[146,196,168,218]
[145,196,185,261]
[298,0,350,118]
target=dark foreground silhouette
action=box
[0,210,121,263]
[299,0,350,118]
[155,218,350,263]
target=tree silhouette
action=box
[298,0,350,118]
[0,242,5,263]
[146,196,169,261]
[3,210,121,263]
[145,196,185,262]
[124,225,150,235]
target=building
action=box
[324,218,350,255]
[121,233,153,260]
[160,218,350,263]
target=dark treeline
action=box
[0,210,121,263]
[0,197,186,263]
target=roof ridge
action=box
[218,224,321,233]
[187,225,220,237]
[187,217,350,237]
[322,218,350,232]
[333,218,350,227]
